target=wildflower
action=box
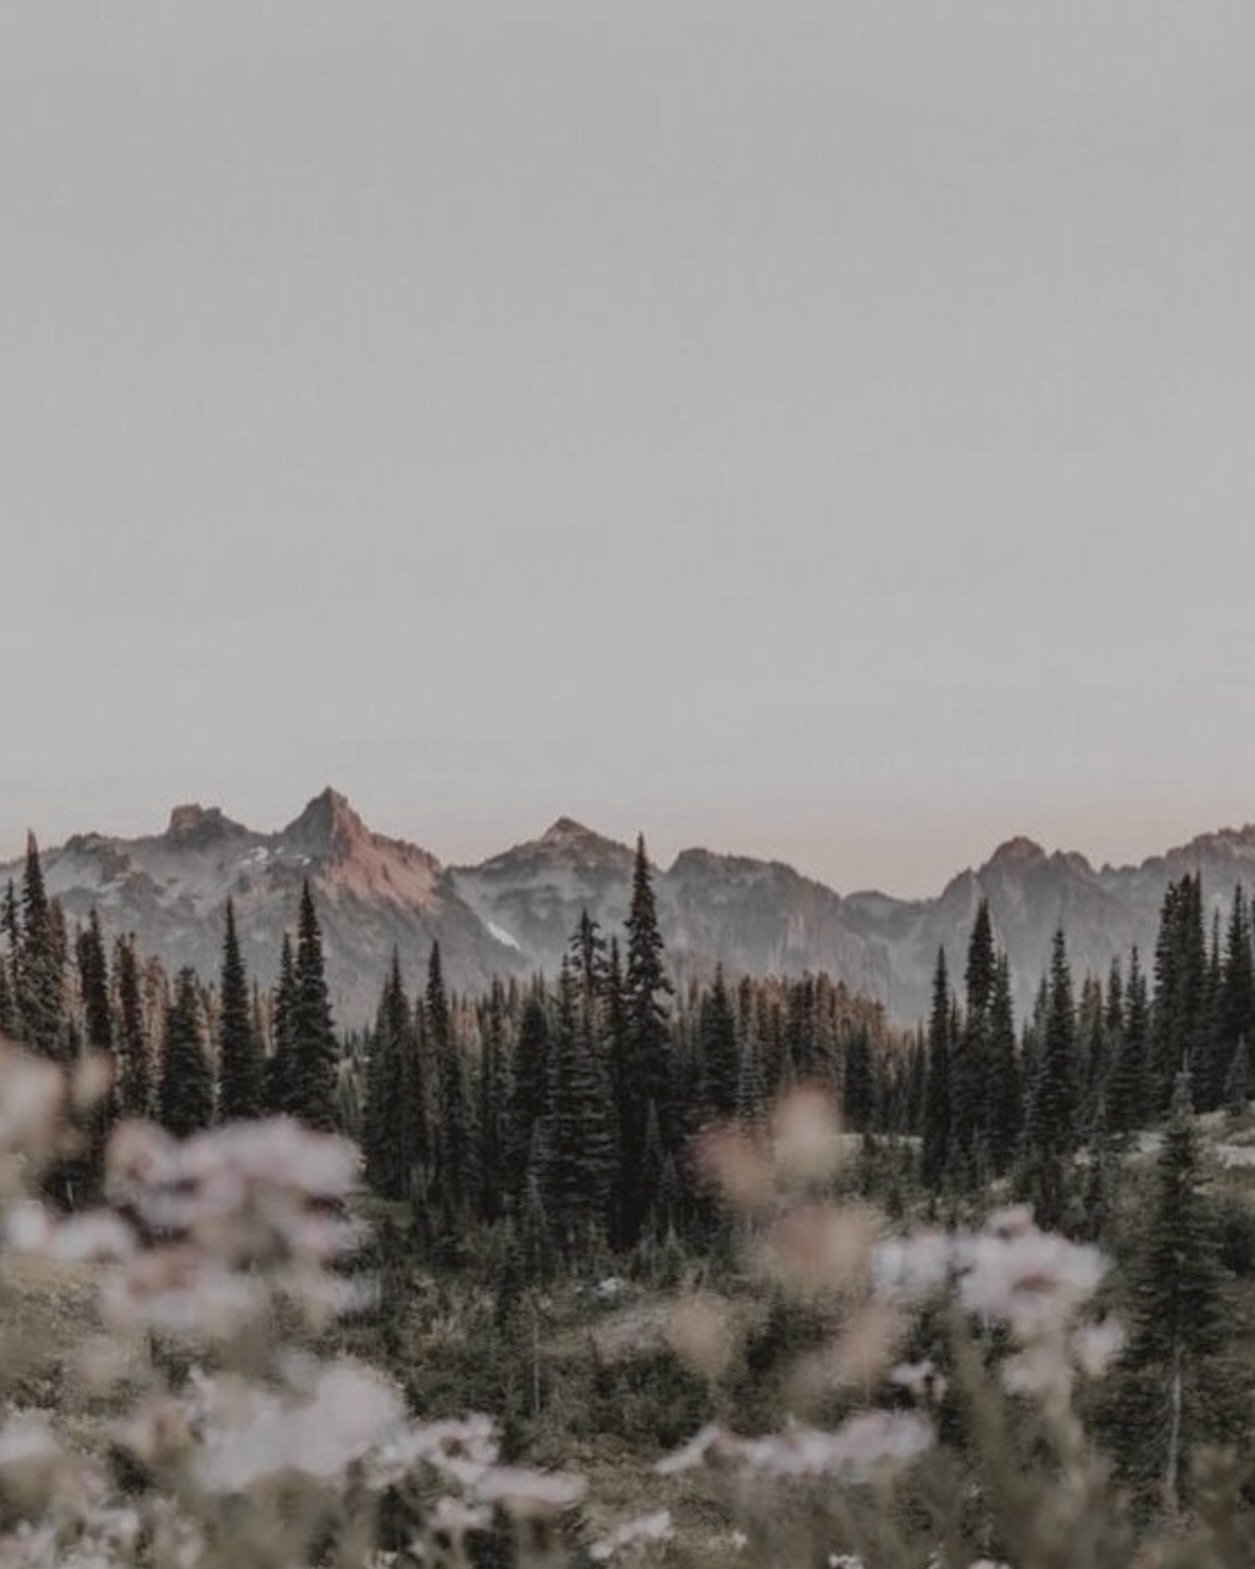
[102,1249,266,1339]
[6,1203,135,1265]
[666,1292,735,1379]
[889,1359,947,1404]
[193,1361,404,1492]
[956,1220,1107,1339]
[474,1465,586,1517]
[772,1086,844,1186]
[694,1125,774,1215]
[656,1423,732,1476]
[1073,1318,1125,1378]
[739,1411,934,1480]
[0,1046,65,1163]
[430,1494,492,1542]
[0,1416,61,1477]
[872,1230,952,1300]
[758,1203,878,1298]
[589,1509,673,1560]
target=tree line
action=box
[4,830,1254,1250]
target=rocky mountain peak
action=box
[164,804,242,847]
[281,787,368,861]
[539,816,599,847]
[987,835,1047,868]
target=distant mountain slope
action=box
[6,792,1255,1025]
[3,789,523,1026]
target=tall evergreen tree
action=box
[267,933,297,1115]
[736,1026,767,1123]
[951,901,995,1180]
[985,953,1021,1174]
[478,979,510,1222]
[287,884,339,1130]
[1151,875,1206,1113]
[428,942,474,1218]
[1022,929,1077,1229]
[568,909,608,997]
[1108,1072,1236,1512]
[920,949,952,1192]
[545,957,614,1252]
[1,880,19,963]
[76,910,112,1056]
[16,834,64,1058]
[509,994,552,1200]
[364,951,424,1199]
[1214,883,1255,1108]
[113,937,151,1118]
[217,900,263,1121]
[699,964,739,1120]
[843,1027,874,1133]
[620,835,673,1241]
[0,954,13,1038]
[1109,946,1150,1136]
[158,968,214,1137]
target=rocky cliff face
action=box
[6,792,1255,1026]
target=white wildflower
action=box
[474,1465,586,1517]
[589,1509,673,1560]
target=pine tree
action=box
[509,994,552,1200]
[985,953,1021,1174]
[920,949,952,1192]
[699,963,739,1120]
[640,1098,667,1240]
[843,1027,874,1132]
[0,955,13,1038]
[620,835,672,1241]
[287,884,339,1130]
[1108,1072,1236,1512]
[1151,875,1207,1114]
[736,1027,767,1123]
[1079,974,1107,1100]
[518,1130,555,1283]
[428,942,473,1218]
[217,900,263,1121]
[76,910,112,1056]
[478,980,510,1222]
[1224,1034,1254,1117]
[1109,946,1150,1136]
[113,936,151,1118]
[545,957,614,1253]
[16,834,64,1058]
[158,968,214,1137]
[949,901,995,1182]
[364,951,424,1199]
[1080,1088,1117,1244]
[569,909,608,996]
[1213,884,1255,1110]
[267,933,297,1115]
[1023,929,1077,1229]
[1,880,19,963]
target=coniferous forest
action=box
[5,826,1255,1565]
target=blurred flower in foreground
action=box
[590,1509,674,1561]
[658,1410,934,1482]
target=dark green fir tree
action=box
[1107,1071,1238,1513]
[920,949,952,1192]
[158,967,214,1137]
[287,884,339,1130]
[217,900,263,1121]
[1022,928,1077,1230]
[699,963,740,1121]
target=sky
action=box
[3,1,1255,897]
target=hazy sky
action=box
[4,2,1255,895]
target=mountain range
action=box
[6,788,1255,1027]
